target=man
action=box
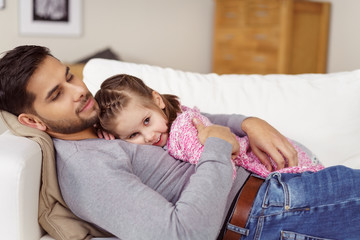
[0,45,359,240]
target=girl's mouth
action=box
[153,134,162,146]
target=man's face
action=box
[26,56,99,135]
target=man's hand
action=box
[193,118,240,159]
[241,117,298,171]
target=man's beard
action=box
[37,93,99,134]
[41,114,98,134]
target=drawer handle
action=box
[255,10,268,17]
[225,12,236,19]
[224,54,234,61]
[254,34,267,40]
[225,34,234,40]
[253,56,266,62]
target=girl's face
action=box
[111,93,169,147]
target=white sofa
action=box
[1,58,360,240]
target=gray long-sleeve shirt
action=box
[54,114,250,240]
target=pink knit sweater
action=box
[167,106,324,178]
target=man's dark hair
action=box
[0,45,52,116]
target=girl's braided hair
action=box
[94,74,181,134]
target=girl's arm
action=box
[167,107,212,164]
[203,113,299,170]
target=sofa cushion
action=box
[83,59,360,168]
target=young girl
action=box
[95,74,324,178]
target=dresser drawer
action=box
[214,63,277,74]
[245,0,280,26]
[214,28,279,51]
[214,50,278,74]
[245,28,280,50]
[215,0,246,28]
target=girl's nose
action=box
[144,132,155,143]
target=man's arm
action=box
[202,113,247,137]
[57,126,238,240]
[204,113,298,171]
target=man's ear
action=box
[152,91,166,109]
[18,113,47,131]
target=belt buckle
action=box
[222,174,264,240]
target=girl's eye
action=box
[129,132,138,139]
[144,117,150,125]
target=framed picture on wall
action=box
[19,0,82,36]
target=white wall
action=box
[0,0,359,73]
[314,0,360,73]
[0,0,214,73]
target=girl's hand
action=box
[241,117,298,171]
[193,118,240,159]
[94,123,116,140]
[97,129,116,140]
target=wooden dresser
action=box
[212,0,331,74]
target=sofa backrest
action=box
[83,58,360,169]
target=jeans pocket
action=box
[281,230,335,240]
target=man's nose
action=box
[71,84,87,102]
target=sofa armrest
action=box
[0,131,44,240]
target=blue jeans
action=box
[242,166,360,240]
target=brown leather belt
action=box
[222,175,264,240]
